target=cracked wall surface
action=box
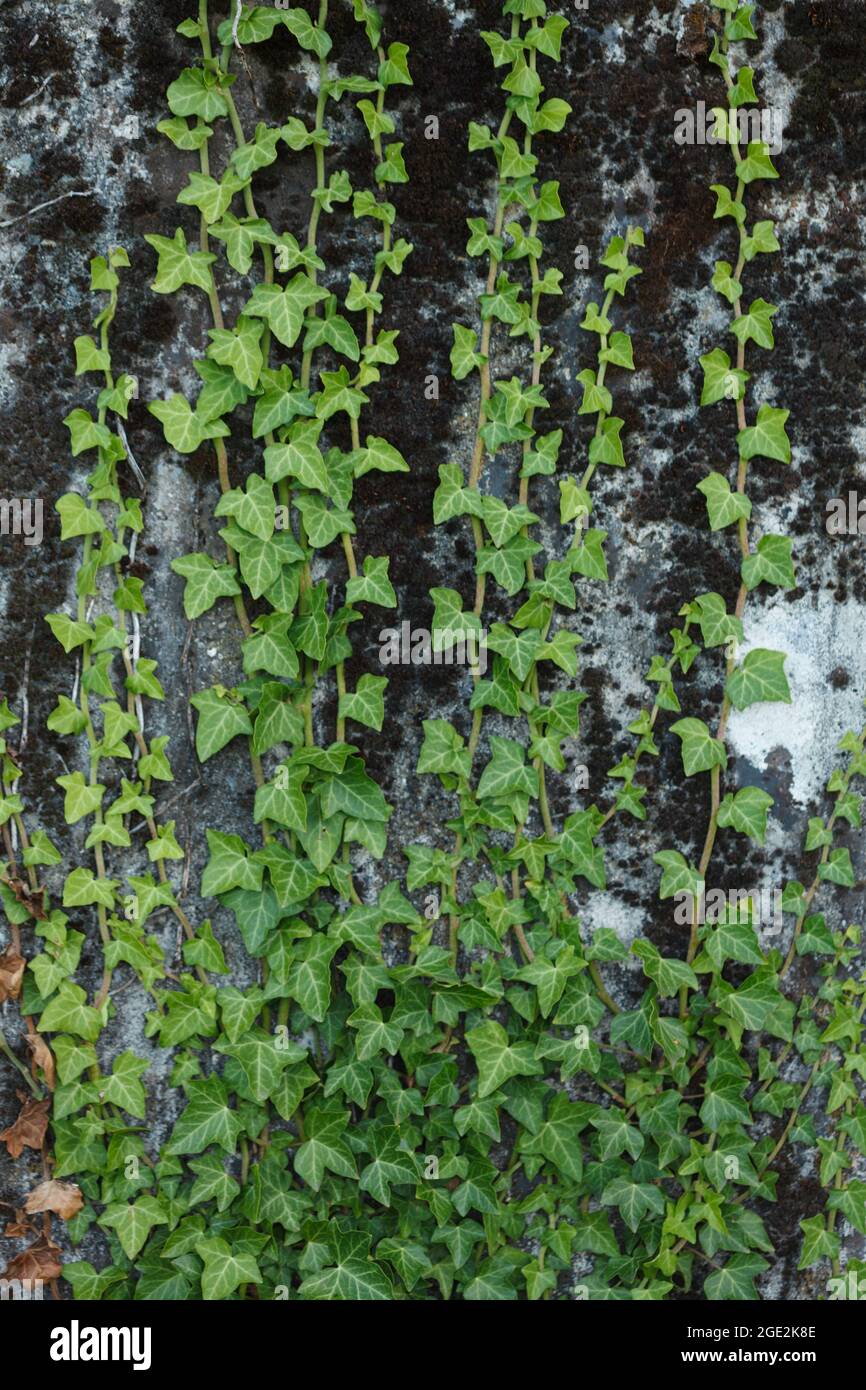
[0,0,864,1298]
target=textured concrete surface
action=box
[0,0,864,1296]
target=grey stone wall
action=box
[1,0,864,1297]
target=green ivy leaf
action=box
[726,649,791,710]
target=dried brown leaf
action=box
[23,1179,83,1221]
[24,1031,56,1091]
[0,946,25,1002]
[2,1234,63,1282]
[0,1091,50,1158]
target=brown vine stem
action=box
[681,37,757,1021]
[446,20,518,963]
[781,721,866,975]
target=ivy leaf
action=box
[39,982,102,1041]
[654,850,701,900]
[710,183,746,225]
[196,1237,263,1301]
[166,66,230,122]
[450,323,485,379]
[568,528,608,581]
[700,1075,752,1131]
[215,473,275,542]
[699,347,749,406]
[559,811,606,889]
[818,848,855,888]
[194,356,250,422]
[287,936,339,1021]
[670,718,728,776]
[741,534,796,591]
[719,973,794,1039]
[704,1254,769,1300]
[243,275,329,348]
[346,555,397,608]
[339,675,387,732]
[359,1127,417,1206]
[144,228,216,295]
[188,1154,240,1213]
[298,1239,393,1300]
[795,914,835,957]
[166,1076,244,1155]
[281,7,332,58]
[735,141,779,184]
[63,408,113,455]
[148,394,229,454]
[207,315,265,391]
[466,1021,543,1099]
[701,920,764,971]
[351,435,409,478]
[417,720,471,779]
[183,921,229,975]
[742,219,780,262]
[737,404,791,464]
[695,589,739,647]
[632,940,699,997]
[215,1029,300,1103]
[171,553,241,620]
[711,260,742,306]
[697,472,752,531]
[576,369,612,416]
[264,422,329,494]
[588,417,626,469]
[601,1176,666,1234]
[177,169,248,225]
[477,737,538,800]
[100,1197,167,1261]
[294,1105,357,1190]
[189,689,252,763]
[157,116,214,151]
[730,297,778,352]
[726,649,791,710]
[230,122,282,179]
[798,1215,840,1270]
[102,1052,150,1117]
[73,334,111,375]
[201,830,263,896]
[717,786,773,843]
[56,772,105,824]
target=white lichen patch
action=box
[730,591,866,806]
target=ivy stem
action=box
[680,39,758,1022]
[0,1025,44,1098]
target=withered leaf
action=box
[4,1214,36,1238]
[0,1092,51,1158]
[2,1234,63,1282]
[24,1179,84,1221]
[3,875,47,920]
[0,946,25,1003]
[24,1031,56,1091]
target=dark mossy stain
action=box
[0,0,864,1299]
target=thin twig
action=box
[19,72,54,106]
[115,417,146,490]
[0,188,96,230]
[19,623,34,750]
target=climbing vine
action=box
[0,1,862,1306]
